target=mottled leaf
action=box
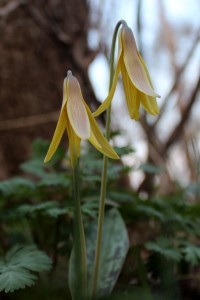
[86,208,129,298]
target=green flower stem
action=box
[73,160,87,300]
[91,20,126,300]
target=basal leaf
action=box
[68,208,129,299]
[86,208,129,298]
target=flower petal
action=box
[138,53,160,96]
[122,25,160,97]
[93,32,123,118]
[65,118,81,168]
[44,109,66,163]
[62,77,68,108]
[66,71,90,139]
[89,129,102,149]
[140,92,160,115]
[84,101,119,159]
[121,60,140,120]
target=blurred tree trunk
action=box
[0,0,98,179]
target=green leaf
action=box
[38,173,71,187]
[20,159,46,177]
[136,204,165,221]
[184,182,200,198]
[86,208,129,298]
[17,201,70,218]
[30,139,50,159]
[145,237,182,262]
[106,164,124,179]
[182,244,200,266]
[108,190,137,203]
[0,268,37,293]
[0,245,52,293]
[68,209,129,299]
[20,139,65,176]
[82,174,102,182]
[139,163,164,174]
[0,177,35,197]
[82,198,100,218]
[30,139,65,162]
[114,145,135,156]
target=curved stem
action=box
[91,20,126,299]
[73,160,87,300]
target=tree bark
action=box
[0,0,98,178]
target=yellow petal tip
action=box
[93,111,98,117]
[44,157,48,164]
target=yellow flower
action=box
[93,23,160,120]
[44,71,119,168]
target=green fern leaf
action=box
[145,237,182,262]
[183,244,200,266]
[0,245,52,293]
[38,173,71,187]
[0,268,36,293]
[0,177,35,197]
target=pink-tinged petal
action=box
[138,53,160,97]
[93,32,123,117]
[121,60,140,120]
[44,109,66,163]
[65,118,81,169]
[84,101,119,159]
[66,71,90,139]
[62,77,68,108]
[122,25,160,97]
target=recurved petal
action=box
[138,53,160,97]
[89,129,103,150]
[121,60,140,120]
[140,92,160,116]
[66,71,90,140]
[44,110,66,163]
[84,101,119,159]
[93,59,121,117]
[122,25,159,98]
[93,31,123,118]
[137,53,160,115]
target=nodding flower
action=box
[93,23,160,120]
[44,71,119,168]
